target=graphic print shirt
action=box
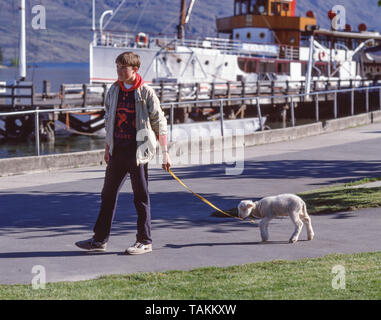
[113,84,137,151]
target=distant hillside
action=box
[0,0,380,64]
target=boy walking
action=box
[76,52,170,255]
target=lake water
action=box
[0,63,106,159]
[0,62,90,92]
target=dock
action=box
[1,79,381,141]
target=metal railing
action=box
[1,85,381,156]
[97,31,300,60]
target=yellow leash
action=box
[168,168,254,223]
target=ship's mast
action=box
[177,0,196,40]
[178,0,187,39]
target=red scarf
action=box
[118,73,144,92]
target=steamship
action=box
[90,0,381,88]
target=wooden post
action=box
[60,84,65,108]
[11,85,15,108]
[334,91,337,118]
[160,81,164,103]
[31,84,35,109]
[256,80,260,95]
[43,80,50,98]
[290,97,295,127]
[286,80,289,96]
[177,83,182,103]
[271,80,274,106]
[315,93,319,122]
[256,98,263,131]
[227,81,231,106]
[170,104,174,142]
[219,100,224,137]
[82,84,88,108]
[351,88,355,115]
[34,108,40,156]
[209,83,215,116]
[102,83,107,105]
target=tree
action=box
[379,0,381,6]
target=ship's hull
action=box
[90,34,360,86]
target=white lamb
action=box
[238,194,314,243]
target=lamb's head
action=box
[238,200,256,219]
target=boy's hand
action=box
[162,152,171,172]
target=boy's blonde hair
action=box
[115,52,141,69]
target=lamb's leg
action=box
[259,216,272,242]
[289,212,303,244]
[302,214,314,240]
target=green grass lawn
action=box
[0,252,380,300]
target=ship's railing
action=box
[2,85,381,155]
[150,78,377,104]
[0,78,376,110]
[95,31,300,60]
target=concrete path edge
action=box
[1,110,381,177]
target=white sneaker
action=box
[125,242,152,255]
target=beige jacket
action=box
[104,82,167,165]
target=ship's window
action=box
[258,62,276,73]
[237,58,257,73]
[377,68,380,73]
[238,58,246,72]
[250,1,256,13]
[177,58,182,63]
[259,32,266,39]
[247,60,256,73]
[225,62,229,67]
[247,32,252,39]
[277,62,290,75]
[235,33,240,39]
[271,3,280,16]
[242,1,248,15]
[234,1,240,15]
[205,60,210,65]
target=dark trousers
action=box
[93,148,151,244]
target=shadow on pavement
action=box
[0,159,379,240]
[0,251,119,259]
[152,159,381,185]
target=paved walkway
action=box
[0,123,381,284]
